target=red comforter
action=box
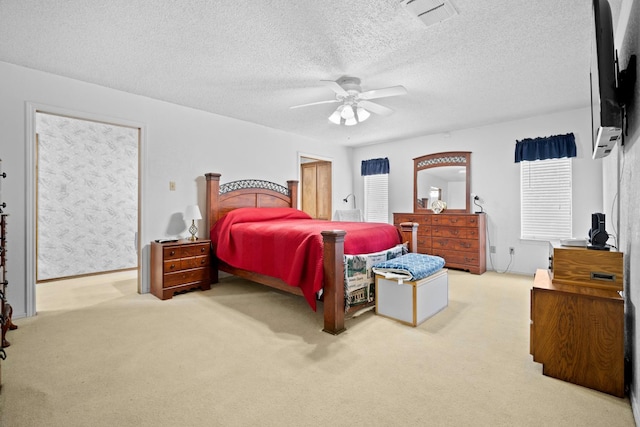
[210,207,402,310]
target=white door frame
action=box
[25,102,147,316]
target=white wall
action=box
[352,107,603,275]
[0,61,352,318]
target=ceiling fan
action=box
[290,76,408,126]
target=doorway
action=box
[27,107,142,316]
[300,156,332,220]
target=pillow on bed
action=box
[218,207,312,224]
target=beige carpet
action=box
[0,270,635,426]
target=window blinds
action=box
[364,174,388,223]
[520,158,572,240]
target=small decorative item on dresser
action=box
[150,239,213,300]
[431,200,446,214]
[185,205,203,241]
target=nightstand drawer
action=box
[181,243,210,257]
[163,246,182,260]
[163,259,181,273]
[181,254,210,269]
[164,267,210,288]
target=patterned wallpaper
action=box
[36,113,138,280]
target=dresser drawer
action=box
[164,267,210,288]
[432,237,479,252]
[417,237,432,253]
[417,226,432,237]
[432,226,471,239]
[431,215,470,227]
[393,213,431,225]
[432,249,481,266]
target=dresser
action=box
[150,239,213,300]
[393,212,486,274]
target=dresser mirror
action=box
[414,151,471,213]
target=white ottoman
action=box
[375,268,448,326]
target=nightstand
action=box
[150,239,212,300]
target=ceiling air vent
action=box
[400,0,458,27]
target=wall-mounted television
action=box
[590,0,621,159]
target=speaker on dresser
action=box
[588,212,608,248]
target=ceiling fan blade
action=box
[320,80,349,97]
[359,85,408,100]
[358,100,394,116]
[289,99,340,109]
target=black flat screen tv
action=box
[590,0,621,159]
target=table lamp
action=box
[185,205,202,241]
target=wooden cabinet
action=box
[393,212,486,274]
[150,239,212,300]
[301,161,332,220]
[530,269,624,397]
[548,241,623,291]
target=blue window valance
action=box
[514,133,576,163]
[361,157,390,176]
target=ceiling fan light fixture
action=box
[356,107,370,122]
[341,105,355,119]
[328,109,342,125]
[344,117,357,126]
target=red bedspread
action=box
[210,207,402,310]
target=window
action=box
[520,158,572,240]
[364,174,388,223]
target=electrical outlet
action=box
[169,181,176,191]
[509,247,515,255]
[490,246,496,253]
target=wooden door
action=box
[301,161,332,220]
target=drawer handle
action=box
[200,259,206,265]
[451,230,460,236]
[170,264,176,269]
[170,250,176,256]
[200,247,206,253]
[450,219,458,223]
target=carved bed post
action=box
[400,222,418,253]
[321,230,346,335]
[205,173,221,233]
[287,180,298,209]
[205,173,221,284]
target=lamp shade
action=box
[356,107,370,122]
[185,205,202,221]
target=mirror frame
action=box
[413,151,471,213]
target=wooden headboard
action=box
[205,173,299,234]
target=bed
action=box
[205,173,418,334]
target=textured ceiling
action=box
[0,1,609,146]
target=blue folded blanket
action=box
[372,253,445,281]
